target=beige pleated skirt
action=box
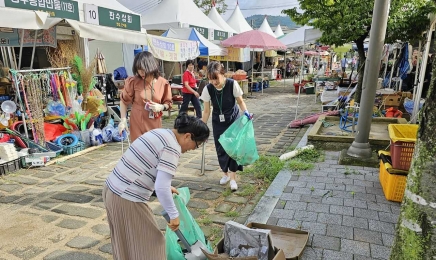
[103,184,166,260]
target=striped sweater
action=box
[106,129,181,203]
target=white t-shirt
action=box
[200,79,244,102]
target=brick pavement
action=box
[0,83,319,259]
[250,147,401,260]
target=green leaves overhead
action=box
[282,0,435,46]
[193,0,228,15]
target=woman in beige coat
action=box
[118,51,173,142]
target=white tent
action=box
[274,24,284,38]
[141,0,224,32]
[163,28,228,56]
[208,5,237,34]
[226,3,253,33]
[279,26,322,48]
[0,0,148,45]
[258,17,275,37]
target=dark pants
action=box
[180,93,202,118]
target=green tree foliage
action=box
[193,0,227,15]
[283,0,435,102]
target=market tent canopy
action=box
[226,3,253,33]
[274,24,284,38]
[0,8,60,30]
[208,5,237,34]
[162,28,227,56]
[0,0,148,45]
[279,26,322,48]
[65,20,148,45]
[141,0,224,31]
[258,17,275,37]
[222,30,286,50]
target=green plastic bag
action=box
[165,187,213,260]
[218,116,259,166]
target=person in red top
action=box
[180,60,202,118]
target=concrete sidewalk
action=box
[248,128,401,260]
[0,84,320,259]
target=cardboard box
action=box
[204,223,309,260]
[400,92,413,99]
[246,223,309,260]
[203,238,285,260]
[382,94,401,107]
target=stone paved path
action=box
[0,83,319,259]
[259,151,401,260]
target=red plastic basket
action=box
[390,140,415,171]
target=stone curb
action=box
[246,125,312,224]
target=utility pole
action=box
[347,0,391,158]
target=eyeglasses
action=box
[194,140,200,149]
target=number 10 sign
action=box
[84,4,141,32]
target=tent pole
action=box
[251,51,254,96]
[18,29,25,69]
[0,47,6,68]
[30,30,38,69]
[7,47,15,69]
[261,52,264,94]
[283,50,286,88]
[412,22,434,123]
[382,45,388,79]
[412,40,422,102]
[295,41,305,120]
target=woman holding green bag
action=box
[103,113,209,260]
[201,62,252,191]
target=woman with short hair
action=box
[104,113,210,260]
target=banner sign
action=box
[84,4,141,32]
[214,30,228,41]
[189,25,209,39]
[147,35,199,62]
[0,27,57,47]
[1,0,79,20]
[210,47,250,62]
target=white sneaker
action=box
[230,180,238,191]
[220,175,230,185]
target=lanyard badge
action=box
[215,88,225,122]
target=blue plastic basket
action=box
[46,142,63,157]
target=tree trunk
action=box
[389,46,436,259]
[354,38,367,103]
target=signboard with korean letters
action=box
[84,4,141,31]
[214,30,229,41]
[189,25,209,39]
[1,0,79,20]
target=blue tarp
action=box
[134,46,148,56]
[161,28,209,56]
